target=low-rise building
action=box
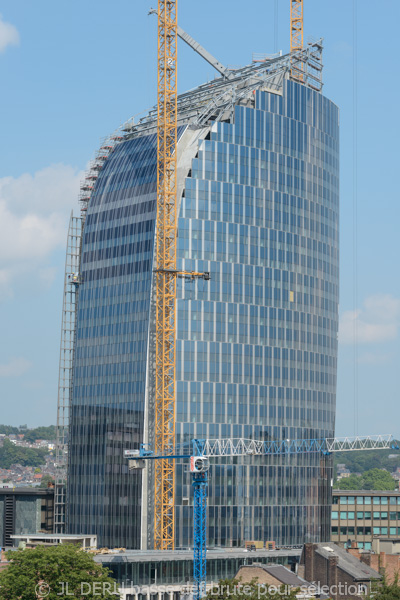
[0,487,54,547]
[301,543,381,600]
[331,490,400,550]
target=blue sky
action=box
[0,0,399,435]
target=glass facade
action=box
[68,78,339,549]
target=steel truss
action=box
[54,214,82,533]
[123,41,323,140]
[290,0,304,81]
[154,0,178,551]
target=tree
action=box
[335,468,397,491]
[362,468,397,491]
[23,426,57,443]
[336,474,363,490]
[0,439,48,469]
[205,578,299,600]
[0,544,119,599]
[39,474,55,488]
[369,574,400,600]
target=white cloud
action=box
[0,14,20,53]
[340,295,400,345]
[0,163,83,300]
[0,357,31,377]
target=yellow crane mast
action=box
[154,0,178,550]
[290,0,304,81]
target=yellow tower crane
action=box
[154,0,209,550]
[154,0,178,551]
[290,0,304,81]
[153,0,305,551]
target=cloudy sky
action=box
[0,0,399,435]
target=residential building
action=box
[301,543,381,600]
[331,490,400,550]
[65,41,339,549]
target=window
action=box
[373,527,380,535]
[381,497,388,505]
[381,512,388,520]
[340,527,347,536]
[358,584,368,595]
[357,511,364,519]
[381,527,388,535]
[332,511,338,520]
[365,527,371,535]
[365,497,371,505]
[373,496,381,505]
[390,527,396,535]
[348,496,355,505]
[348,511,355,520]
[365,542,372,550]
[390,512,397,520]
[332,496,339,505]
[340,512,347,520]
[365,512,371,519]
[357,527,364,535]
[373,512,381,519]
[348,527,355,535]
[332,526,338,534]
[340,496,347,504]
[357,496,364,505]
[390,497,397,505]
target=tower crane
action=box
[126,434,398,600]
[154,0,209,550]
[290,0,304,81]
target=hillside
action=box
[333,444,400,474]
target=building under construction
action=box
[56,27,339,550]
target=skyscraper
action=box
[65,42,339,549]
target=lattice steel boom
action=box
[154,0,178,550]
[290,0,304,81]
[126,434,397,599]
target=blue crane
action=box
[125,434,397,600]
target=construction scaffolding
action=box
[54,131,124,534]
[54,214,82,534]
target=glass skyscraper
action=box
[67,45,339,549]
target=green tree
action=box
[0,439,48,469]
[362,468,397,491]
[336,474,363,490]
[0,544,119,600]
[205,578,299,600]
[23,426,56,443]
[335,468,397,491]
[39,474,55,488]
[369,574,400,600]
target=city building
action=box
[64,41,339,549]
[94,547,302,600]
[331,490,400,550]
[301,543,381,600]
[0,487,54,548]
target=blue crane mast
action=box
[125,434,397,600]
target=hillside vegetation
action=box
[0,439,49,470]
[334,445,400,474]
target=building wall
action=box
[331,491,400,550]
[14,497,41,537]
[0,491,54,548]
[68,79,339,549]
[303,544,371,600]
[0,498,3,547]
[173,80,339,547]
